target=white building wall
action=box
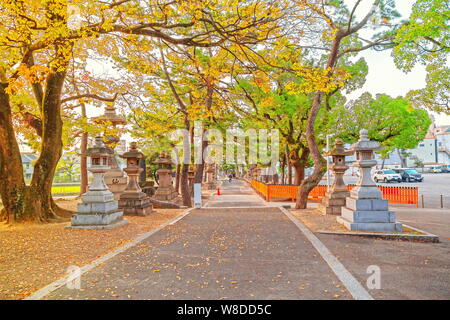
[406,138,438,166]
[437,134,450,165]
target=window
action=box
[419,143,425,147]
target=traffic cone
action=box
[217,188,221,195]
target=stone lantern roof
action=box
[120,142,144,160]
[349,129,383,152]
[94,105,127,126]
[325,138,354,157]
[153,151,173,166]
[87,137,113,157]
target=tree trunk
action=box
[79,103,88,195]
[194,138,208,184]
[175,164,181,194]
[396,149,407,168]
[296,93,327,209]
[293,163,305,186]
[291,146,309,186]
[180,163,191,207]
[286,145,292,185]
[0,82,27,223]
[0,72,71,222]
[296,34,344,209]
[28,71,71,221]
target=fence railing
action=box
[250,180,418,207]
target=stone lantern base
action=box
[318,190,349,215]
[153,168,177,201]
[119,192,155,216]
[70,190,128,229]
[154,187,177,201]
[337,197,402,232]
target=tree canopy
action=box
[0,0,445,222]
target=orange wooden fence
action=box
[250,180,418,207]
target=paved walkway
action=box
[44,180,355,300]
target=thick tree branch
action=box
[61,92,118,104]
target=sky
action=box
[344,0,449,126]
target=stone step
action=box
[337,216,402,232]
[77,200,118,213]
[341,207,396,223]
[346,197,388,211]
[71,210,124,226]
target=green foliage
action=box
[393,0,449,71]
[393,0,449,114]
[55,151,80,182]
[340,58,369,93]
[328,93,432,156]
[407,61,450,114]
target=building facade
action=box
[406,125,450,167]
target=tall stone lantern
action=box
[119,142,154,216]
[319,138,354,215]
[188,165,195,192]
[337,129,402,232]
[249,165,257,180]
[70,137,128,229]
[254,167,262,181]
[204,161,217,190]
[153,152,177,201]
[94,105,128,200]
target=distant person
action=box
[228,174,233,182]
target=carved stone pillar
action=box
[318,138,353,215]
[119,142,154,216]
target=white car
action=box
[373,169,402,183]
[428,166,442,173]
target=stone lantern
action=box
[70,137,128,229]
[318,138,354,215]
[248,164,256,180]
[337,129,402,232]
[254,167,262,181]
[94,105,128,200]
[204,160,217,190]
[118,142,154,216]
[153,151,177,201]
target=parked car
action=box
[393,168,423,182]
[426,165,443,173]
[373,169,402,183]
[440,165,450,173]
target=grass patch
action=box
[51,185,80,195]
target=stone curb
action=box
[317,224,440,243]
[278,206,374,300]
